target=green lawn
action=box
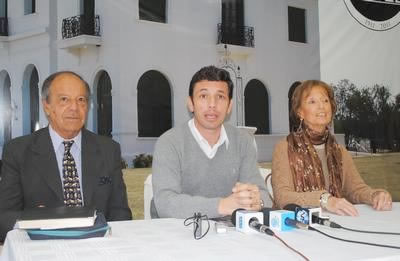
[123,153,400,220]
[123,168,151,220]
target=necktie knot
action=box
[63,140,74,151]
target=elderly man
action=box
[0,71,132,242]
[152,65,268,219]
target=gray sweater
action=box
[152,122,268,218]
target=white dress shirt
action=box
[188,118,229,159]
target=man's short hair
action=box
[189,65,234,99]
[41,71,91,102]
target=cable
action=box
[272,233,310,261]
[309,226,400,249]
[338,224,400,235]
[184,213,210,240]
[323,219,400,235]
[313,215,400,235]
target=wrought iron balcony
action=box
[217,23,254,48]
[0,17,8,36]
[62,15,100,39]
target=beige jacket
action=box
[271,138,385,209]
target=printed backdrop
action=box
[319,0,400,96]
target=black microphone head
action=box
[284,218,310,230]
[231,208,245,226]
[311,214,320,224]
[283,203,301,212]
[260,208,273,226]
[284,218,298,227]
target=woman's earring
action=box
[296,118,303,133]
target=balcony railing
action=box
[62,15,100,39]
[0,17,8,36]
[217,23,254,48]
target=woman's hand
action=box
[326,196,359,216]
[372,191,392,211]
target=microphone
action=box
[284,217,312,230]
[234,209,312,260]
[231,209,274,236]
[249,217,275,236]
[283,204,341,228]
[312,216,341,228]
[268,209,295,231]
[263,208,315,231]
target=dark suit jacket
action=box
[0,127,132,242]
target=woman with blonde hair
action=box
[272,80,392,216]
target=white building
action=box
[0,0,321,162]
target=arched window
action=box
[244,79,269,134]
[288,81,301,132]
[95,71,112,137]
[0,70,11,145]
[22,65,39,135]
[137,70,172,137]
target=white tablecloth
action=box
[1,204,399,261]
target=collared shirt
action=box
[188,118,229,159]
[48,125,84,204]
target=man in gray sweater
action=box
[152,66,268,218]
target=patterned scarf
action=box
[287,125,343,197]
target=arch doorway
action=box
[137,70,172,137]
[0,71,11,145]
[22,65,39,135]
[244,79,269,134]
[95,71,112,137]
[288,81,301,132]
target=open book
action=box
[17,206,97,230]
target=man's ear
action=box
[187,96,194,113]
[42,99,51,117]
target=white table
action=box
[1,204,399,261]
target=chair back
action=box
[143,174,153,220]
[264,172,274,205]
[259,168,274,207]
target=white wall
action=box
[245,0,320,134]
[8,0,49,35]
[0,0,50,138]
[0,0,320,162]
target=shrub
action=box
[132,153,153,168]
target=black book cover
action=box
[17,206,96,229]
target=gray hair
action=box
[41,71,91,102]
